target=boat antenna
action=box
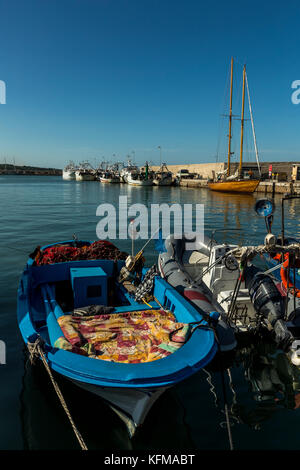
[245,71,261,177]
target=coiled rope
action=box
[27,338,88,450]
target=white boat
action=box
[75,171,95,181]
[127,161,154,186]
[153,163,173,186]
[99,171,120,183]
[120,160,140,183]
[158,227,300,352]
[75,161,96,181]
[158,233,257,332]
[62,161,77,180]
[127,173,153,186]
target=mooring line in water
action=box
[27,338,88,450]
[215,338,234,451]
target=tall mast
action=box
[227,57,234,177]
[239,64,246,178]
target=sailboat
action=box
[208,58,260,194]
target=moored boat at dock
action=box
[208,179,259,193]
[120,159,140,183]
[75,161,96,181]
[62,161,77,180]
[157,196,300,356]
[153,163,173,186]
[208,58,260,194]
[127,161,154,186]
[17,239,226,435]
[99,171,120,183]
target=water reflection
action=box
[233,338,300,431]
[1,176,300,449]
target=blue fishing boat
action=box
[17,239,224,435]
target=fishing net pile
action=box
[34,240,128,265]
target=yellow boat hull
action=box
[208,179,260,194]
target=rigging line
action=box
[245,71,261,176]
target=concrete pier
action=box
[176,178,300,194]
[150,161,300,194]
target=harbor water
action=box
[1,175,300,450]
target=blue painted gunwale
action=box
[17,240,218,389]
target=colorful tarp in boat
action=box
[35,240,128,265]
[55,309,189,363]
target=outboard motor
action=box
[244,264,293,350]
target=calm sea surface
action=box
[1,175,300,450]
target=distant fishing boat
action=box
[127,161,154,186]
[75,161,95,181]
[127,174,153,186]
[96,161,121,183]
[17,239,223,436]
[120,160,140,183]
[99,171,120,183]
[62,161,77,180]
[153,163,173,186]
[208,58,260,194]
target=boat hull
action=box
[75,173,95,181]
[208,179,260,193]
[100,177,120,183]
[153,178,173,186]
[127,178,153,186]
[62,170,76,180]
[69,379,167,436]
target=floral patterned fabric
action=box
[55,309,189,363]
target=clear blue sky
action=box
[0,0,299,168]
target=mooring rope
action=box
[27,338,88,450]
[215,337,234,451]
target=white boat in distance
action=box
[75,161,96,181]
[99,171,120,183]
[126,161,154,186]
[62,161,77,180]
[120,159,140,183]
[153,163,173,186]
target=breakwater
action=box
[0,164,62,175]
